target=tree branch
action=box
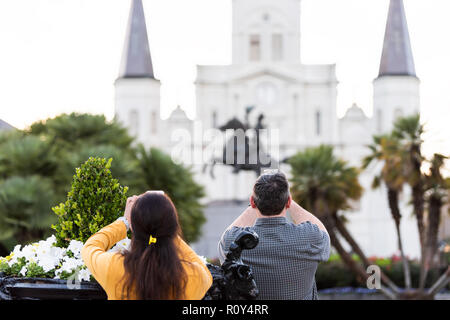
[427,266,450,297]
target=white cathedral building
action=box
[114,0,421,258]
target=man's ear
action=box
[286,195,292,209]
[250,196,257,208]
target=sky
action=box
[0,0,449,160]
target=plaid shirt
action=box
[218,217,330,300]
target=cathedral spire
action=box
[118,0,155,79]
[378,0,416,78]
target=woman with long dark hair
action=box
[81,191,212,300]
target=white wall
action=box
[115,78,162,149]
[373,76,420,134]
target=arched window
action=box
[376,109,383,133]
[249,34,261,61]
[212,110,218,128]
[315,110,321,136]
[272,34,283,61]
[151,111,157,135]
[129,110,139,137]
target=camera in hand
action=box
[203,228,259,300]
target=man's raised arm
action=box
[224,205,258,231]
[288,199,328,234]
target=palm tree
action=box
[422,153,449,287]
[362,134,412,289]
[0,133,59,180]
[391,114,426,247]
[289,145,399,298]
[390,114,440,291]
[0,176,56,247]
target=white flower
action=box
[45,235,56,246]
[2,235,92,281]
[19,266,27,276]
[20,244,38,261]
[77,268,91,282]
[9,245,24,264]
[49,246,66,260]
[35,242,52,257]
[67,240,84,259]
[37,255,59,273]
[59,257,84,273]
[109,238,131,254]
[12,244,22,254]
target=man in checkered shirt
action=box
[218,171,330,300]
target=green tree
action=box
[28,113,137,199]
[391,114,426,247]
[0,133,58,180]
[362,134,412,289]
[28,113,133,151]
[62,144,143,195]
[0,131,60,254]
[52,157,128,247]
[136,146,205,243]
[423,153,449,284]
[0,113,206,250]
[289,145,401,298]
[0,176,56,248]
[389,114,449,291]
[291,115,450,299]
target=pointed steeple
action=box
[118,0,155,79]
[378,0,416,78]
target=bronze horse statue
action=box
[202,107,278,178]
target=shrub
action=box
[52,157,128,247]
[0,176,56,246]
[316,255,450,290]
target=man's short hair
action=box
[252,171,290,216]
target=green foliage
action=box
[0,259,9,273]
[28,113,134,151]
[136,146,205,243]
[52,157,128,247]
[0,257,26,277]
[24,262,54,278]
[316,255,449,290]
[0,114,136,252]
[63,144,143,195]
[0,176,56,244]
[28,113,137,200]
[0,133,58,180]
[362,134,405,192]
[0,112,206,250]
[288,145,363,215]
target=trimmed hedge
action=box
[52,157,128,247]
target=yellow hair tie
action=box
[148,235,157,245]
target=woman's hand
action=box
[124,195,138,229]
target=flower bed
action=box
[0,234,132,300]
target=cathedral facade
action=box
[115,0,421,258]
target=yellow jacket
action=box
[81,220,212,300]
